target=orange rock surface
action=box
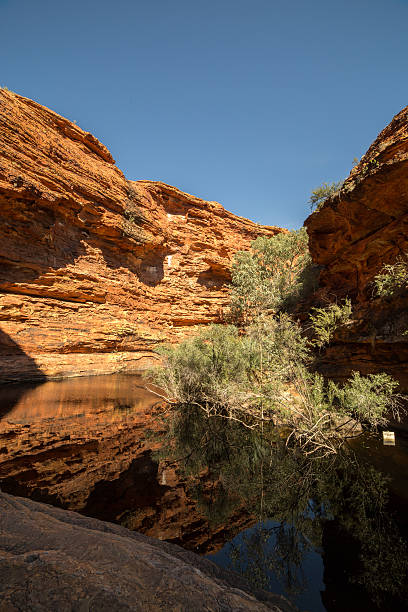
[0,90,281,381]
[305,105,408,388]
[306,104,408,300]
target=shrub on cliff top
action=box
[309,181,343,211]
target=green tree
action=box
[309,181,343,211]
[329,371,401,428]
[147,318,310,429]
[230,228,313,324]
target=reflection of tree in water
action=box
[155,404,408,609]
[229,522,310,599]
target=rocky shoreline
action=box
[0,491,296,611]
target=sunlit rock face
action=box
[0,90,281,381]
[305,105,408,389]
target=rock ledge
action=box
[0,492,296,611]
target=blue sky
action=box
[1,0,407,229]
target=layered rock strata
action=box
[0,90,281,381]
[305,105,408,388]
[0,492,296,611]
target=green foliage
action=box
[148,195,402,455]
[247,313,310,381]
[148,304,401,453]
[372,255,408,298]
[329,371,401,428]
[148,316,313,426]
[148,314,403,454]
[148,325,254,410]
[361,157,380,176]
[309,181,343,211]
[280,370,341,455]
[309,298,352,348]
[230,228,314,323]
[289,368,402,441]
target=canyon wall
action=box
[4,89,406,389]
[0,90,281,381]
[305,104,408,388]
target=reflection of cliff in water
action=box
[0,374,252,554]
[1,376,408,609]
[0,328,46,417]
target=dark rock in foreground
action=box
[0,492,295,611]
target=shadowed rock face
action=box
[0,89,281,382]
[0,329,46,390]
[0,492,296,612]
[306,105,408,300]
[305,105,408,389]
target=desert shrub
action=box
[247,313,310,382]
[148,325,255,410]
[230,228,312,323]
[147,316,312,427]
[372,256,408,298]
[280,370,346,456]
[360,157,380,176]
[279,369,402,455]
[309,181,343,211]
[329,372,402,428]
[148,319,402,454]
[309,299,352,348]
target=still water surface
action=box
[1,373,407,611]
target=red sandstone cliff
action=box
[305,105,408,388]
[0,90,281,381]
